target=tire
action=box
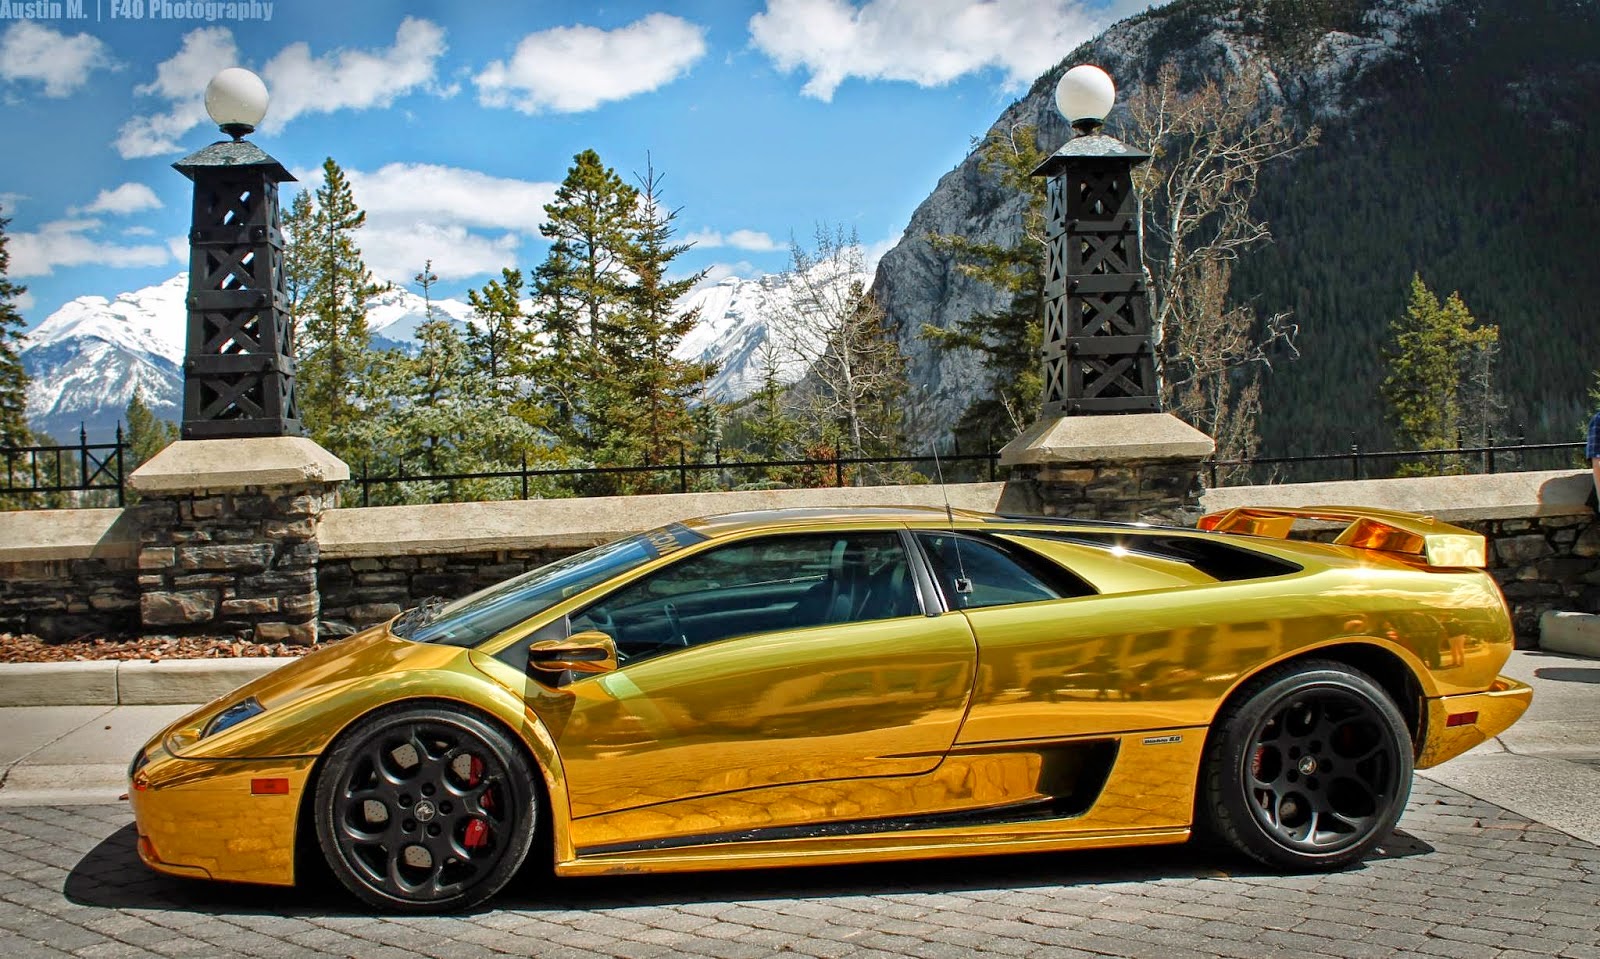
[1199,660,1412,871]
[314,704,538,912]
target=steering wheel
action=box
[662,602,690,647]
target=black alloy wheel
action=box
[1200,660,1412,871]
[315,705,537,912]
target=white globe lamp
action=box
[205,67,269,140]
[1055,64,1116,134]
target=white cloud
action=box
[71,183,163,216]
[123,225,157,237]
[0,21,115,97]
[116,27,239,158]
[331,163,559,235]
[475,13,706,113]
[261,17,448,129]
[288,162,559,284]
[166,236,189,262]
[749,0,1116,100]
[686,228,782,252]
[116,19,448,159]
[9,219,172,278]
[864,230,903,274]
[12,289,33,312]
[361,223,522,285]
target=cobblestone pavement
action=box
[1,778,1597,959]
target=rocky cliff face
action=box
[872,0,1462,448]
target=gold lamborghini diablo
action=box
[128,505,1530,912]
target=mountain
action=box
[19,267,843,441]
[671,260,867,400]
[21,275,187,442]
[18,275,480,441]
[874,0,1600,454]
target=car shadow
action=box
[64,822,1435,916]
[1533,667,1600,684]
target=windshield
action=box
[396,523,706,647]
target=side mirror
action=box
[526,630,618,678]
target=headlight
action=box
[203,697,265,739]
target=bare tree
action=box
[773,225,910,479]
[1121,63,1318,471]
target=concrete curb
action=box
[1541,611,1600,660]
[0,658,296,707]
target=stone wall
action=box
[0,509,137,640]
[130,486,337,645]
[2,470,1596,644]
[318,548,570,635]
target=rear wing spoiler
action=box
[1197,506,1486,568]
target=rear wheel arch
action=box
[1216,642,1424,748]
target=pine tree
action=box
[535,150,640,472]
[124,389,178,470]
[540,149,638,347]
[1381,273,1499,473]
[0,206,30,451]
[465,268,532,385]
[529,241,587,450]
[923,124,1047,449]
[286,158,386,460]
[282,190,316,346]
[746,340,800,476]
[609,161,715,477]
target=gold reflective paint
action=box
[128,507,1528,886]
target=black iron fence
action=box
[2,428,1591,510]
[0,426,125,508]
[1206,431,1589,488]
[354,448,1004,507]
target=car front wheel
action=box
[314,704,537,912]
[1200,660,1412,871]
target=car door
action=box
[550,530,978,823]
[915,530,1237,745]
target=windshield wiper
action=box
[392,595,446,639]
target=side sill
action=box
[558,824,1191,877]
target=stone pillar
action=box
[128,437,347,645]
[997,413,1214,525]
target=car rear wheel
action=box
[1200,660,1412,871]
[314,705,537,912]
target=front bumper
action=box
[129,743,314,886]
[1415,675,1533,769]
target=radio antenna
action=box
[930,442,972,598]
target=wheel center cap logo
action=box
[1298,757,1318,775]
[415,800,437,822]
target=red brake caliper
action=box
[463,756,490,850]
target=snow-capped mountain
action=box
[19,266,855,441]
[18,274,479,441]
[21,275,189,442]
[671,260,865,400]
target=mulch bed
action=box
[0,633,318,663]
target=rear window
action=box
[1018,530,1301,582]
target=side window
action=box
[917,532,1088,610]
[573,532,920,664]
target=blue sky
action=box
[1,0,1155,325]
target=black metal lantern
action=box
[171,68,302,439]
[1031,65,1160,416]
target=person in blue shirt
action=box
[1589,408,1600,503]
